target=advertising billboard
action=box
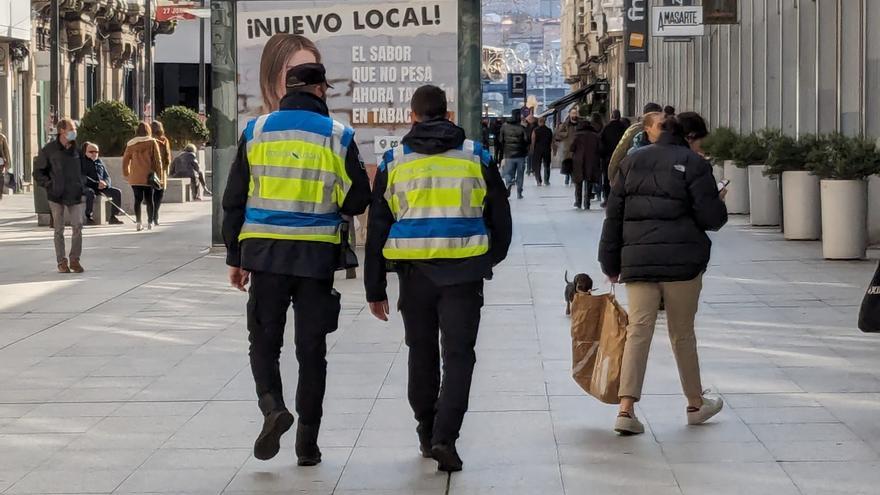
[235,0,459,163]
[624,0,649,64]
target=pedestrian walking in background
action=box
[569,120,601,210]
[530,117,554,186]
[123,122,163,232]
[365,85,512,472]
[608,102,663,182]
[499,109,529,199]
[32,118,87,273]
[171,144,211,200]
[599,110,628,205]
[491,118,504,165]
[590,112,604,133]
[223,63,371,467]
[627,111,665,156]
[598,115,728,436]
[524,114,538,176]
[0,120,11,200]
[81,142,124,225]
[150,121,172,226]
[553,107,580,185]
[664,105,676,118]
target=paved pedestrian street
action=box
[1,184,879,495]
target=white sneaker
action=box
[136,222,143,232]
[146,222,153,231]
[687,392,724,425]
[614,412,645,435]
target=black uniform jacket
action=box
[364,119,513,303]
[222,92,371,279]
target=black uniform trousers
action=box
[247,271,339,425]
[398,267,484,445]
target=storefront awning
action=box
[537,80,605,118]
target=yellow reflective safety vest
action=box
[382,139,490,260]
[239,110,354,244]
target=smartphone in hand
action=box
[717,179,731,191]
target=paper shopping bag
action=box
[570,291,629,404]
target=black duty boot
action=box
[417,421,434,459]
[431,443,463,472]
[295,422,322,466]
[254,395,294,461]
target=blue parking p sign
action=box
[508,73,527,99]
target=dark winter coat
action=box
[531,124,553,160]
[569,122,602,183]
[598,132,728,283]
[171,152,201,178]
[33,140,86,205]
[364,119,513,303]
[81,157,112,190]
[499,121,529,159]
[600,119,628,161]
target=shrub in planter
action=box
[731,133,767,168]
[158,106,210,150]
[736,130,780,226]
[765,134,817,176]
[701,127,738,162]
[807,133,880,259]
[807,133,880,181]
[78,100,139,156]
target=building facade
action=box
[634,0,879,138]
[0,0,175,190]
[560,0,630,116]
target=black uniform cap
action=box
[285,63,334,89]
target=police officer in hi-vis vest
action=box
[365,85,513,472]
[222,63,371,466]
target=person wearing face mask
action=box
[222,63,371,467]
[33,119,88,273]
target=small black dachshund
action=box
[564,271,594,315]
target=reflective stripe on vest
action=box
[239,110,353,244]
[382,140,490,260]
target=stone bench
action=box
[163,178,190,203]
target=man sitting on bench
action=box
[170,143,212,200]
[81,142,123,225]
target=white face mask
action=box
[65,130,77,141]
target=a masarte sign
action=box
[652,5,705,37]
[236,0,458,164]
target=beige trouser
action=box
[619,274,704,401]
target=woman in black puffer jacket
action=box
[598,114,728,436]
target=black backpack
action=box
[859,261,880,333]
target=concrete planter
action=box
[723,160,749,214]
[782,171,821,240]
[101,157,135,213]
[869,175,880,246]
[713,163,725,183]
[748,164,780,226]
[820,179,868,260]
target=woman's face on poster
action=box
[276,49,319,101]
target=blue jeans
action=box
[502,157,527,195]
